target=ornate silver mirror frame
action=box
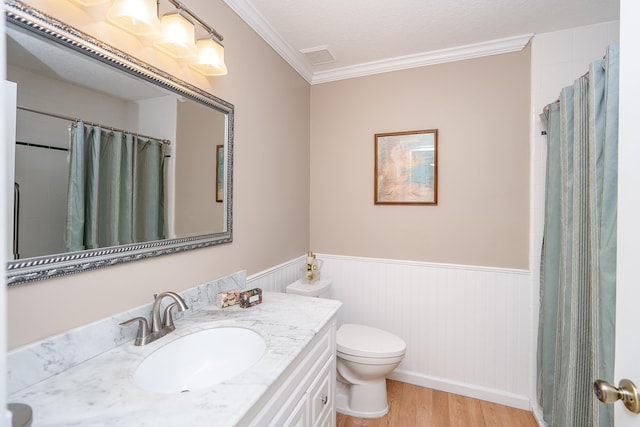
[5,0,234,286]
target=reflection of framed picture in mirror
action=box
[216,145,224,202]
[374,129,438,205]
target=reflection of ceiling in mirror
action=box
[6,25,169,102]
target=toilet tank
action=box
[286,278,332,298]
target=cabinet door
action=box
[309,360,333,427]
[282,394,308,427]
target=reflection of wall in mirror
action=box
[174,101,225,237]
[7,63,176,258]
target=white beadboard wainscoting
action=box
[246,256,306,292]
[248,254,533,410]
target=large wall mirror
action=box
[5,1,234,286]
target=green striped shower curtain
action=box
[537,44,619,427]
[66,123,167,251]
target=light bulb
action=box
[107,0,161,37]
[153,13,197,59]
[69,0,109,5]
[190,38,227,76]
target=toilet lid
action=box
[336,324,406,358]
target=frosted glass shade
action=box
[107,0,161,37]
[69,0,109,6]
[153,13,197,58]
[189,38,227,76]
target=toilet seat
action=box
[336,352,404,366]
[337,324,406,358]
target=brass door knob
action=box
[594,379,640,413]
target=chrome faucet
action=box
[120,291,189,346]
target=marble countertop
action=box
[8,292,341,426]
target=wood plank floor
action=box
[336,380,538,427]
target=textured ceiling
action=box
[224,0,620,84]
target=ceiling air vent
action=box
[300,45,336,66]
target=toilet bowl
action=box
[335,323,406,418]
[285,277,406,418]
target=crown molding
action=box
[310,34,533,84]
[223,0,313,83]
[224,0,532,85]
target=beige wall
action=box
[310,47,531,269]
[7,0,531,348]
[7,0,311,348]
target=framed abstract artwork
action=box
[374,129,438,205]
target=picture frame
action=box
[216,144,224,203]
[374,129,438,205]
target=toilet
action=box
[286,278,407,418]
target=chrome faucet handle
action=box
[119,317,150,346]
[150,291,189,333]
[119,292,189,346]
[162,303,177,329]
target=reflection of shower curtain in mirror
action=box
[66,122,167,251]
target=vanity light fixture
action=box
[68,0,111,19]
[166,0,228,76]
[68,0,110,6]
[153,11,198,58]
[100,0,227,76]
[190,37,227,76]
[107,0,161,37]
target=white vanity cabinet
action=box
[305,358,334,426]
[281,358,333,427]
[247,317,336,427]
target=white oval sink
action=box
[134,327,266,394]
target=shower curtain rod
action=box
[17,105,171,145]
[542,100,559,114]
